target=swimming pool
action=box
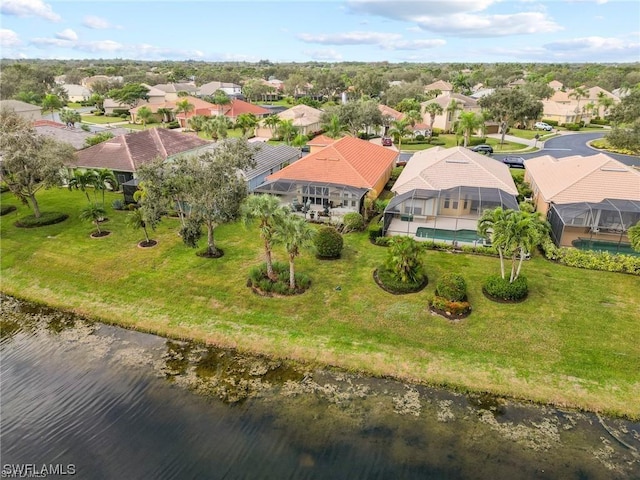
[572,239,639,257]
[416,227,484,244]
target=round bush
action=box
[342,212,364,232]
[314,226,344,258]
[483,275,528,301]
[435,273,467,302]
[15,212,68,228]
[1,204,17,216]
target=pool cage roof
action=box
[254,179,369,199]
[550,199,640,230]
[385,186,519,213]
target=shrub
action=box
[415,134,425,141]
[428,138,446,146]
[375,236,391,246]
[368,218,383,241]
[435,273,467,302]
[342,212,364,232]
[93,111,104,116]
[1,204,17,216]
[376,266,426,294]
[15,212,69,228]
[590,118,610,126]
[563,123,582,131]
[80,123,91,132]
[314,226,344,258]
[467,137,488,146]
[541,119,558,127]
[430,296,471,316]
[483,275,528,301]
[431,128,442,137]
[111,199,125,211]
[248,261,311,294]
[113,109,130,116]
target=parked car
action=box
[382,136,393,146]
[534,122,553,131]
[470,144,493,155]
[501,156,526,169]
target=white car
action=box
[534,122,553,131]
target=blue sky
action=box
[1,0,639,63]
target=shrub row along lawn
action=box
[1,188,639,418]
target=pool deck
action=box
[386,216,485,246]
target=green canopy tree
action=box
[68,169,98,204]
[136,106,153,129]
[41,93,62,120]
[388,118,411,148]
[93,168,119,206]
[273,213,316,290]
[628,221,640,252]
[277,119,297,145]
[108,83,150,109]
[202,115,230,141]
[479,88,543,144]
[0,109,74,218]
[211,90,231,116]
[177,139,256,257]
[241,194,287,280]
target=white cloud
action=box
[82,15,121,30]
[297,31,445,51]
[544,35,638,52]
[0,0,61,22]
[0,29,21,47]
[387,39,446,50]
[302,49,343,61]
[347,0,498,18]
[55,28,77,41]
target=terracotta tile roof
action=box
[307,134,339,146]
[73,128,210,172]
[222,99,270,118]
[393,146,517,195]
[267,136,398,189]
[425,80,453,92]
[525,154,640,204]
[378,104,404,121]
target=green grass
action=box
[400,135,527,152]
[2,188,639,418]
[81,115,127,124]
[506,129,545,140]
[197,128,245,140]
[66,102,83,108]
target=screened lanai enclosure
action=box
[383,186,519,244]
[548,199,640,254]
[254,179,369,214]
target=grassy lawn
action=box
[66,102,83,108]
[197,128,245,140]
[506,129,545,140]
[2,188,639,418]
[401,135,527,152]
[81,115,126,124]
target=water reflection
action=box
[1,295,639,479]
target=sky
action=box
[1,0,639,63]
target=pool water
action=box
[572,239,639,256]
[416,227,484,243]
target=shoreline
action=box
[2,291,637,421]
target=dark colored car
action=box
[501,156,526,168]
[470,144,493,155]
[382,137,393,146]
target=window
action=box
[444,198,450,209]
[452,200,459,209]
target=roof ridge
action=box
[154,129,169,159]
[457,148,516,193]
[335,138,371,187]
[120,134,135,171]
[550,155,612,199]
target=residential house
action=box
[580,86,620,118]
[383,146,519,244]
[199,81,243,98]
[420,93,480,133]
[153,82,199,101]
[255,104,323,138]
[548,80,564,91]
[524,153,640,248]
[255,136,398,214]
[103,84,166,114]
[61,84,92,102]
[424,80,454,96]
[81,75,123,89]
[540,99,583,125]
[174,97,270,127]
[0,99,43,121]
[306,134,339,154]
[508,79,526,88]
[70,128,211,185]
[33,120,129,150]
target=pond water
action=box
[1,295,639,479]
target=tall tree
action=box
[241,194,286,280]
[277,119,297,145]
[456,111,483,147]
[157,107,174,124]
[0,109,74,218]
[569,86,588,114]
[235,113,258,136]
[136,106,153,129]
[202,115,230,141]
[479,88,543,144]
[59,108,81,128]
[212,89,231,117]
[41,93,62,120]
[175,99,195,128]
[93,168,119,206]
[321,113,349,139]
[263,114,281,139]
[177,139,256,257]
[423,102,443,139]
[68,169,98,204]
[273,213,316,290]
[108,83,150,109]
[388,118,411,148]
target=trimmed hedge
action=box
[563,123,582,131]
[314,226,344,258]
[483,275,528,301]
[15,212,69,228]
[540,236,640,275]
[435,273,467,302]
[541,119,558,127]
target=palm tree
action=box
[423,102,443,139]
[388,118,411,148]
[277,119,297,145]
[136,106,153,129]
[41,94,62,121]
[456,111,483,147]
[597,94,615,118]
[446,99,461,132]
[202,115,230,141]
[212,90,231,117]
[235,113,258,136]
[291,133,308,151]
[404,109,422,129]
[157,107,174,124]
[59,108,81,128]
[385,236,424,284]
[569,87,588,115]
[263,114,281,139]
[175,99,195,128]
[68,169,98,204]
[126,207,152,244]
[478,207,548,282]
[273,213,315,290]
[322,113,349,139]
[241,194,287,280]
[628,221,640,252]
[80,203,107,235]
[188,114,208,133]
[93,168,119,206]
